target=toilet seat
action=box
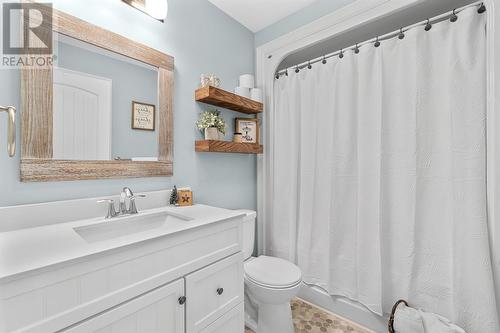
[244,256,302,289]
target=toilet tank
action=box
[235,210,257,260]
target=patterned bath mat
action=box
[245,298,374,333]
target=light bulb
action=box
[145,0,168,20]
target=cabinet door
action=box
[199,303,244,333]
[185,253,244,333]
[62,279,185,333]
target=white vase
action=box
[205,127,220,140]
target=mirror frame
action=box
[20,6,174,182]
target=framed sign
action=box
[132,101,156,131]
[235,118,259,144]
[178,189,193,206]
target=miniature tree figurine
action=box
[170,185,179,205]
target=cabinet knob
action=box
[178,296,186,305]
[217,288,224,295]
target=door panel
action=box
[62,279,184,333]
[185,253,244,333]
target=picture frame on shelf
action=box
[235,118,259,144]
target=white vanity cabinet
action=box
[0,207,246,333]
[61,253,244,333]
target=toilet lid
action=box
[244,256,302,288]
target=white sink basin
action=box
[74,211,193,243]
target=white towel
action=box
[394,305,466,333]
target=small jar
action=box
[209,74,221,88]
[233,133,243,143]
[200,74,210,88]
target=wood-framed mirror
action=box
[20,5,174,182]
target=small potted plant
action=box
[196,110,226,140]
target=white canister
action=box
[250,88,263,102]
[234,86,251,98]
[239,74,255,89]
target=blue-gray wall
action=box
[0,0,256,209]
[255,0,354,46]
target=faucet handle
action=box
[97,199,118,219]
[128,194,146,215]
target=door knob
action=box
[216,288,224,295]
[178,296,186,305]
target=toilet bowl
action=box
[245,256,302,333]
[236,210,302,333]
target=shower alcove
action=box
[256,0,499,332]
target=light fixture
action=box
[122,0,168,22]
[145,0,168,20]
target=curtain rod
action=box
[275,1,486,78]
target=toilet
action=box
[237,210,302,333]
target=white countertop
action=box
[0,204,245,283]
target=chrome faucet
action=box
[97,187,146,219]
[120,187,134,214]
[120,187,146,214]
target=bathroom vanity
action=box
[0,200,246,333]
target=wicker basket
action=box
[388,300,409,333]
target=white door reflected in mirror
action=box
[53,68,112,160]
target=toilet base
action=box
[257,302,294,333]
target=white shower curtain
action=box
[268,7,499,333]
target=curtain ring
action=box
[354,44,360,54]
[307,61,312,70]
[478,3,486,14]
[295,66,300,73]
[339,49,344,59]
[398,28,405,40]
[322,56,327,64]
[450,9,458,22]
[425,19,432,31]
[374,37,381,48]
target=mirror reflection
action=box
[53,33,159,161]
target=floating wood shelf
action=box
[195,86,263,115]
[195,140,263,154]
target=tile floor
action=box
[245,298,374,333]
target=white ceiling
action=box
[208,0,319,32]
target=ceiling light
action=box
[122,0,168,22]
[145,0,168,20]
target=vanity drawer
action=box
[199,302,244,333]
[185,253,244,333]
